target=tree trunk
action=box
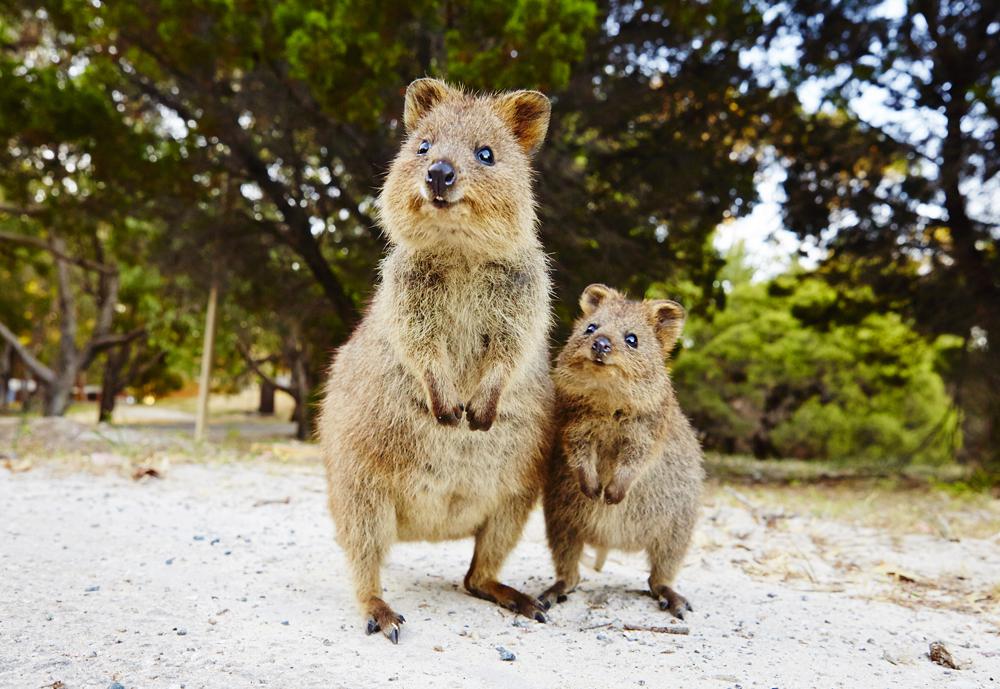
[98,346,127,423]
[0,342,10,412]
[43,370,75,416]
[194,282,219,441]
[258,378,276,416]
[289,351,311,441]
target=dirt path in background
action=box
[2,461,998,689]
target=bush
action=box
[672,275,961,464]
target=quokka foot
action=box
[364,598,406,644]
[538,579,574,609]
[467,580,548,623]
[651,584,693,620]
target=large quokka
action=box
[319,79,554,643]
[540,284,704,618]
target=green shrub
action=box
[671,275,961,464]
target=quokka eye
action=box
[625,333,638,348]
[475,146,495,165]
[585,323,598,335]
[418,140,431,155]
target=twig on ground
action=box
[580,621,690,635]
[622,623,690,635]
[253,496,291,507]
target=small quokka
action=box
[319,78,554,643]
[540,284,705,618]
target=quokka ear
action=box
[647,300,686,351]
[579,283,620,316]
[495,90,551,154]
[404,78,453,132]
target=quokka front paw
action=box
[431,398,464,426]
[603,467,637,504]
[576,465,602,500]
[465,386,500,431]
[603,478,631,504]
[425,372,464,426]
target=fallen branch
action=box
[253,496,291,507]
[622,623,690,635]
[581,621,690,635]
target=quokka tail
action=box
[593,547,609,572]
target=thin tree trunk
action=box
[258,378,276,416]
[289,350,311,441]
[48,238,80,417]
[194,282,219,441]
[99,345,127,423]
[0,342,10,412]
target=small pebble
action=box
[108,683,125,689]
[176,628,187,636]
[165,558,174,565]
[193,535,205,541]
[596,632,609,641]
[496,645,515,662]
[281,620,289,626]
[85,585,100,592]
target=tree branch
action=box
[237,342,296,398]
[0,230,118,274]
[118,52,361,326]
[0,320,55,384]
[83,328,146,366]
[0,203,44,217]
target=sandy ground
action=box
[2,457,999,689]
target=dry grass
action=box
[705,453,1000,540]
[709,480,1000,541]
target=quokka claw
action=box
[364,600,406,644]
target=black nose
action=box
[591,335,612,356]
[425,160,456,198]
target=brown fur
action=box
[319,79,554,642]
[540,284,705,619]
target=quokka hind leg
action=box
[539,520,584,609]
[646,536,694,620]
[463,491,548,623]
[332,487,405,643]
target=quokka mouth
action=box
[431,196,450,209]
[571,356,613,370]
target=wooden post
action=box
[194,282,219,441]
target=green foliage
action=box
[444,0,598,91]
[672,258,962,464]
[0,0,990,469]
[773,0,1000,466]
